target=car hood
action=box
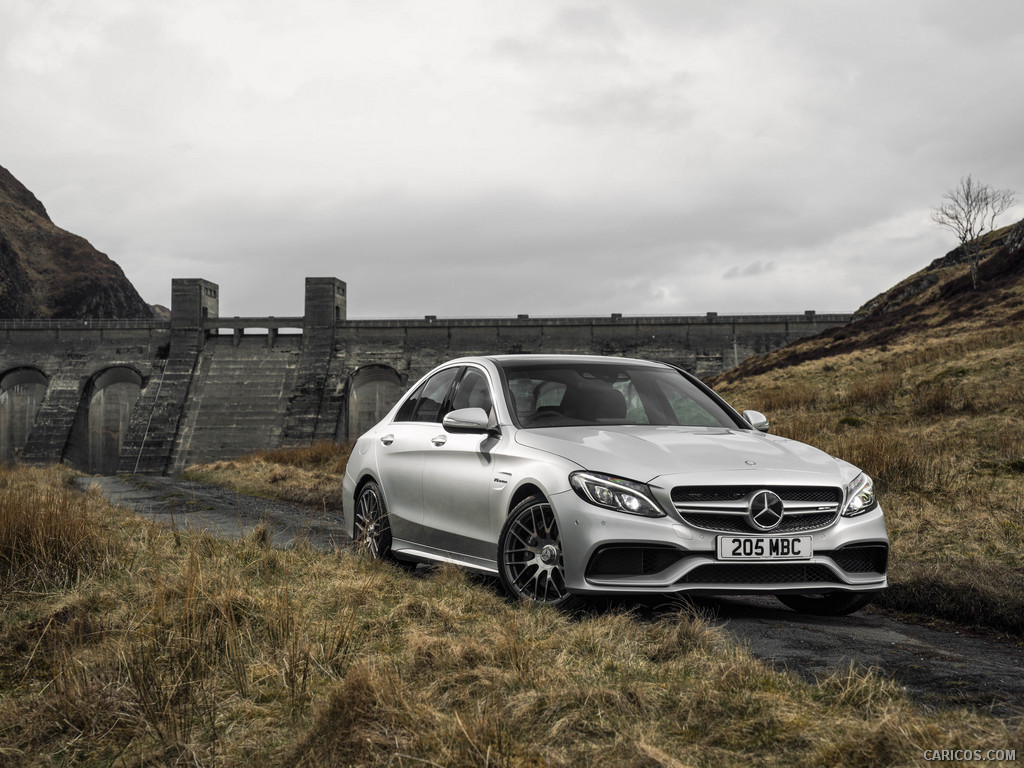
[513,425,847,484]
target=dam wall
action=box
[0,277,851,474]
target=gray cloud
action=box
[723,261,776,280]
[1,0,1022,324]
[538,74,694,131]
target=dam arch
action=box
[344,365,404,440]
[75,367,144,475]
[0,367,49,463]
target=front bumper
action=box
[551,488,889,596]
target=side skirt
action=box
[392,539,498,576]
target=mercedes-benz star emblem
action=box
[747,490,785,531]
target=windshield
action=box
[498,361,739,429]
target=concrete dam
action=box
[0,277,851,475]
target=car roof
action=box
[484,354,669,367]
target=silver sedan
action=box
[342,355,888,614]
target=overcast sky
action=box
[2,1,1022,319]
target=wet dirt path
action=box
[692,595,1024,718]
[79,474,1024,721]
[77,475,349,550]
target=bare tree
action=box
[931,175,1017,289]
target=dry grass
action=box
[182,441,353,512]
[714,328,1024,635]
[0,464,1019,766]
[0,465,115,595]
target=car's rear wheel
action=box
[498,494,582,608]
[354,480,395,560]
[776,591,876,616]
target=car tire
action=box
[354,480,398,558]
[776,591,876,616]
[354,481,419,571]
[498,493,584,609]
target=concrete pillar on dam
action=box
[280,278,348,446]
[304,277,347,326]
[171,278,220,328]
[0,368,48,463]
[117,279,220,474]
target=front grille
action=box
[586,546,683,578]
[827,545,889,574]
[678,511,837,534]
[672,485,841,534]
[672,486,839,504]
[676,563,840,585]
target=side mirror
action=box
[442,407,492,433]
[742,409,770,433]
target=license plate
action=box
[717,535,813,560]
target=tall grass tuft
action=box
[0,466,111,592]
[911,380,980,417]
[830,432,964,494]
[750,381,824,411]
[252,440,353,473]
[842,372,902,410]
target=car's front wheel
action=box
[498,494,582,608]
[776,591,876,616]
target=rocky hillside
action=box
[712,217,1024,383]
[0,164,153,319]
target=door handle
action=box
[380,434,394,446]
[431,434,448,446]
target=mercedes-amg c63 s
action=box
[342,355,888,614]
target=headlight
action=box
[569,471,666,518]
[842,472,878,517]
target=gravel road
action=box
[79,474,1024,720]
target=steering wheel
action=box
[528,408,564,423]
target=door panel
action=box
[377,367,460,545]
[420,366,502,560]
[375,424,433,543]
[421,431,502,559]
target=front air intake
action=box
[675,563,840,585]
[586,546,684,578]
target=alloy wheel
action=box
[501,498,570,604]
[355,483,390,559]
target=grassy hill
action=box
[709,218,1024,635]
